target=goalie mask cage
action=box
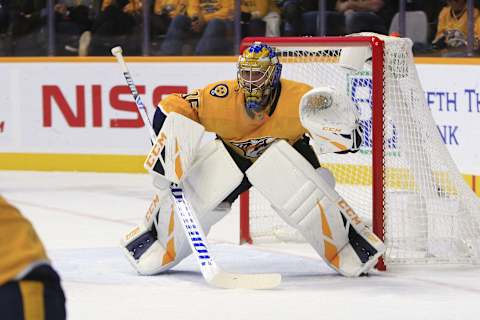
[239,34,480,269]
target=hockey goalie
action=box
[121,42,385,278]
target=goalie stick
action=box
[111,46,281,289]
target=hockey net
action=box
[239,34,480,267]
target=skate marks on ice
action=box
[49,244,335,289]
[50,243,480,295]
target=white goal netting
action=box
[243,34,480,265]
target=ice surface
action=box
[1,171,479,320]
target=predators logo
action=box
[210,84,229,98]
[231,137,277,159]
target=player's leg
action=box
[0,196,66,319]
[246,140,385,276]
[121,140,244,275]
[0,265,66,320]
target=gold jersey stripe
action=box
[19,280,45,320]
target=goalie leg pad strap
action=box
[246,140,385,276]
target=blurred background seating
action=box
[389,10,429,47]
[86,0,142,56]
[1,0,480,57]
[150,0,187,54]
[160,0,234,56]
[9,0,48,56]
[240,0,281,37]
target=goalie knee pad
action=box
[246,140,385,277]
[121,140,243,275]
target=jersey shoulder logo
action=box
[210,84,229,98]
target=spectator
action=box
[241,0,281,37]
[54,0,93,55]
[55,1,92,34]
[432,0,480,51]
[305,0,344,35]
[94,0,140,35]
[280,0,347,36]
[263,0,281,36]
[0,0,9,55]
[336,0,387,35]
[280,0,320,36]
[405,0,443,22]
[10,0,46,37]
[10,0,47,55]
[152,0,187,37]
[0,0,9,34]
[403,0,445,42]
[160,0,234,56]
[280,0,390,36]
[81,0,142,56]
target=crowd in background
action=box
[0,0,479,56]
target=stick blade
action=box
[208,271,281,290]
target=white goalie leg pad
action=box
[120,188,183,275]
[182,139,244,216]
[144,112,205,183]
[246,140,385,276]
[122,140,243,275]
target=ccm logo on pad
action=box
[145,132,167,170]
[337,199,363,225]
[321,127,342,133]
